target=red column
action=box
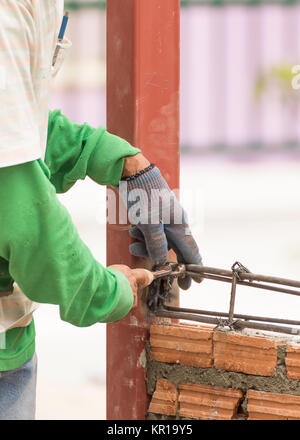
[106,0,180,420]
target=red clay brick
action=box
[150,324,213,368]
[247,390,300,420]
[286,345,300,380]
[213,331,277,376]
[178,383,243,420]
[148,379,178,416]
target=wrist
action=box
[122,153,151,178]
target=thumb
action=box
[131,268,154,289]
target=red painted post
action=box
[106,0,180,420]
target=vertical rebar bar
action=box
[228,274,237,324]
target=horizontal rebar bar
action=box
[186,265,300,289]
[186,272,300,296]
[156,309,300,335]
[163,304,300,326]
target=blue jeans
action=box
[0,353,37,420]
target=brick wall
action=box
[146,323,300,420]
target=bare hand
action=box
[109,264,154,308]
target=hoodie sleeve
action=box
[0,160,134,326]
[45,109,141,193]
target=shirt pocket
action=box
[51,37,72,78]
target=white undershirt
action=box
[0,0,66,168]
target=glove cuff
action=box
[121,163,156,182]
[122,165,170,193]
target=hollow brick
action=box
[247,390,300,420]
[148,379,178,416]
[286,345,300,380]
[213,331,277,376]
[150,323,213,368]
[178,383,243,420]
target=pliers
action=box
[147,262,187,312]
[152,262,186,280]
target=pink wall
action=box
[51,4,300,153]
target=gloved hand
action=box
[118,164,203,290]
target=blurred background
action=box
[34,0,300,419]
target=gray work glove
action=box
[118,165,203,290]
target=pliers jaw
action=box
[147,263,186,312]
[152,262,186,280]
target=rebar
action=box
[148,262,300,336]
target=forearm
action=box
[0,160,134,326]
[46,110,141,192]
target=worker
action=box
[0,0,202,420]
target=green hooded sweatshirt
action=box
[0,109,141,371]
